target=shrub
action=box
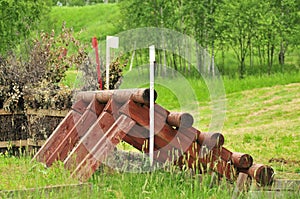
[0,24,88,112]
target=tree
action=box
[271,0,300,68]
[215,0,260,78]
[250,0,300,74]
[0,0,50,55]
[119,0,300,77]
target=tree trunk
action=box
[129,43,136,71]
[267,41,270,75]
[163,49,167,77]
[279,41,285,68]
[136,50,142,75]
[250,41,253,69]
[262,44,266,66]
[267,31,275,75]
[240,57,245,79]
[270,43,275,74]
[258,45,262,67]
[196,44,202,73]
[173,53,177,71]
[211,40,215,76]
[239,38,245,79]
[221,45,225,75]
[178,43,182,72]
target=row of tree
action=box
[119,0,300,78]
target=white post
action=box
[149,45,155,166]
[129,42,136,71]
[106,36,119,90]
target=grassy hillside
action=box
[197,83,300,180]
[41,4,121,44]
[150,74,300,179]
[63,70,300,180]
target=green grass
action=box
[117,69,300,108]
[42,4,299,78]
[89,169,233,199]
[1,76,300,197]
[1,155,300,198]
[40,4,121,44]
[225,84,300,179]
[60,70,300,181]
[117,70,300,179]
[2,3,299,198]
[0,154,234,198]
[0,153,78,191]
[195,82,300,180]
[61,70,84,88]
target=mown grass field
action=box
[198,82,300,180]
[1,3,299,198]
[118,71,300,180]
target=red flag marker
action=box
[92,37,102,90]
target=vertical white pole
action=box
[149,45,155,166]
[129,42,136,71]
[106,36,119,90]
[106,42,110,89]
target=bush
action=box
[0,24,88,112]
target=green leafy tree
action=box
[0,0,50,55]
[187,0,223,75]
[215,0,261,78]
[271,0,300,68]
[249,0,299,74]
[119,0,300,77]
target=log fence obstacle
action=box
[32,88,275,187]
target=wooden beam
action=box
[75,88,157,104]
[26,109,69,117]
[198,132,224,148]
[32,100,89,163]
[0,139,45,148]
[72,114,136,181]
[45,97,105,167]
[64,111,115,171]
[231,152,253,169]
[232,173,251,199]
[119,100,197,157]
[199,146,235,181]
[239,164,274,186]
[167,112,194,128]
[153,103,194,128]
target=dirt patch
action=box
[269,158,300,165]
